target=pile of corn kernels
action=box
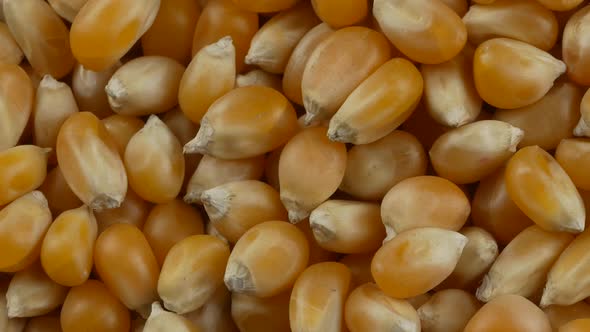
[2,0,590,331]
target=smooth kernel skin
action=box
[184,86,299,160]
[463,0,558,51]
[556,139,590,190]
[231,0,298,13]
[61,280,130,332]
[418,289,481,332]
[236,70,283,91]
[39,166,83,216]
[158,235,230,314]
[95,189,150,233]
[0,63,33,151]
[544,302,590,331]
[311,0,367,28]
[560,319,590,332]
[41,206,98,287]
[505,145,586,233]
[125,115,185,204]
[143,200,204,265]
[69,0,160,71]
[182,285,238,332]
[563,7,590,85]
[373,0,467,64]
[0,191,52,273]
[192,0,258,73]
[295,219,340,265]
[464,294,551,332]
[0,22,23,65]
[0,145,49,206]
[301,26,391,124]
[94,224,159,315]
[101,115,144,156]
[537,0,584,11]
[71,62,120,119]
[289,262,351,332]
[576,88,590,137]
[141,0,200,65]
[328,58,423,145]
[231,291,291,332]
[474,38,566,109]
[345,283,420,332]
[494,80,582,150]
[3,0,74,78]
[47,0,88,22]
[225,221,309,298]
[371,228,467,298]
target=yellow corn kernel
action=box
[301,26,391,124]
[246,3,319,74]
[421,46,482,127]
[465,294,552,332]
[158,235,229,314]
[560,319,590,332]
[371,227,467,298]
[311,0,367,28]
[6,264,68,318]
[202,180,287,243]
[279,126,347,223]
[95,189,150,233]
[39,166,82,216]
[345,282,420,332]
[418,289,481,332]
[225,221,309,297]
[373,0,467,64]
[60,280,130,332]
[3,0,74,78]
[179,36,236,124]
[101,114,144,156]
[340,130,427,201]
[542,230,590,306]
[477,225,573,302]
[184,86,299,159]
[0,145,50,206]
[231,0,297,12]
[0,63,33,151]
[340,253,375,289]
[292,218,337,265]
[56,112,128,210]
[69,0,160,71]
[236,70,282,91]
[474,38,566,109]
[184,154,264,204]
[494,80,582,150]
[438,227,499,291]
[309,200,385,254]
[328,58,423,144]
[231,291,291,332]
[430,120,524,184]
[144,302,200,332]
[141,0,201,65]
[575,88,590,137]
[537,0,584,10]
[0,22,22,65]
[544,302,590,331]
[125,115,185,204]
[183,285,238,332]
[463,0,558,51]
[440,0,468,15]
[33,75,79,154]
[283,23,333,105]
[94,224,159,316]
[472,168,534,246]
[143,200,204,265]
[506,145,586,233]
[556,139,590,190]
[191,0,258,73]
[40,205,97,287]
[381,176,470,240]
[71,62,120,119]
[289,262,351,332]
[0,282,26,332]
[47,0,88,22]
[24,315,62,332]
[105,56,185,116]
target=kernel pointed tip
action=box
[574,118,590,137]
[90,193,123,211]
[184,120,214,154]
[104,77,127,111]
[475,274,493,302]
[224,261,255,294]
[508,126,525,152]
[327,122,355,143]
[201,187,232,220]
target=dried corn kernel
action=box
[231,0,297,13]
[71,62,120,119]
[101,114,144,156]
[39,166,82,215]
[225,221,309,297]
[312,0,367,28]
[440,0,468,16]
[371,227,467,298]
[56,112,128,210]
[0,282,25,332]
[236,70,282,91]
[0,22,22,64]
[144,302,200,332]
[69,0,160,71]
[0,145,49,206]
[418,289,480,332]
[537,0,584,11]
[373,0,467,64]
[279,126,347,223]
[0,63,33,151]
[556,138,590,190]
[575,89,590,137]
[47,0,88,22]
[231,291,290,332]
[202,180,287,243]
[340,253,375,289]
[183,285,238,332]
[544,302,590,331]
[158,235,229,314]
[184,86,299,159]
[125,115,185,204]
[560,319,590,332]
[95,189,150,233]
[506,145,586,233]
